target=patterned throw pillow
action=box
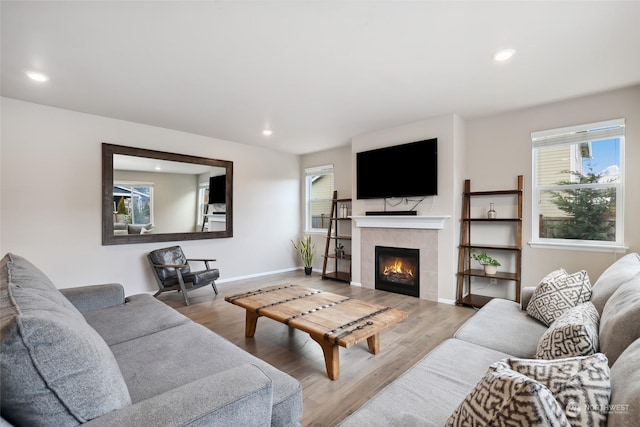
[447,354,611,427]
[446,361,570,426]
[508,354,611,427]
[527,270,592,326]
[535,302,600,360]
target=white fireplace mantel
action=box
[351,215,450,230]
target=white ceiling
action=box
[2,1,639,155]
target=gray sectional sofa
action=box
[340,253,640,426]
[0,253,303,426]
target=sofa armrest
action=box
[60,284,125,313]
[520,287,536,310]
[83,364,273,427]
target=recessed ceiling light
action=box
[26,71,50,82]
[154,166,162,171]
[492,48,516,62]
[262,129,273,136]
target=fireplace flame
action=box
[383,259,414,278]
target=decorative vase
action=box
[484,264,497,275]
[304,266,312,275]
[487,203,497,219]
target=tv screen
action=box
[356,138,437,199]
[208,175,226,204]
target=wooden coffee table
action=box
[225,284,407,380]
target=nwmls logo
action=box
[586,403,630,414]
[566,400,630,415]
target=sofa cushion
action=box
[608,338,640,427]
[338,339,512,427]
[83,293,190,345]
[127,223,153,234]
[1,253,131,426]
[109,321,302,427]
[535,302,599,360]
[599,276,640,366]
[1,253,84,320]
[446,360,570,427]
[508,354,611,427]
[527,270,592,326]
[454,298,548,358]
[591,253,640,315]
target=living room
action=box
[2,2,640,426]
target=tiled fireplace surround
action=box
[359,227,439,302]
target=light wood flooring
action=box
[158,271,475,427]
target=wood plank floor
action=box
[158,271,476,427]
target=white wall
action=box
[0,98,302,294]
[466,84,640,290]
[350,114,466,302]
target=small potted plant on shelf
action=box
[291,235,315,275]
[470,249,501,275]
[335,243,345,258]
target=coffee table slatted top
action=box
[225,284,407,379]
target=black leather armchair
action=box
[147,246,219,305]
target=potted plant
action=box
[335,243,345,258]
[470,249,501,275]
[291,235,315,275]
[116,197,131,224]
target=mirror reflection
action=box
[102,144,233,245]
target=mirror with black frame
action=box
[102,143,233,245]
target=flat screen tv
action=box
[208,175,226,204]
[356,138,437,199]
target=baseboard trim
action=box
[437,298,456,306]
[350,281,362,287]
[217,267,299,284]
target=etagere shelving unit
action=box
[321,191,352,283]
[456,175,523,308]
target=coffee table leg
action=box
[367,333,380,354]
[245,310,259,337]
[310,334,340,380]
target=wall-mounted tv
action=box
[208,175,226,204]
[356,138,437,199]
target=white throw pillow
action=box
[535,302,600,360]
[527,270,592,326]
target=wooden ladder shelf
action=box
[321,191,352,283]
[456,175,523,307]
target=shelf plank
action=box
[466,190,522,196]
[328,235,352,240]
[323,254,352,261]
[459,294,493,308]
[464,218,521,222]
[460,269,519,281]
[321,271,351,283]
[461,244,521,251]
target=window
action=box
[113,181,154,225]
[305,165,334,232]
[531,119,625,251]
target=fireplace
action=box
[375,246,419,297]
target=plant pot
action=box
[484,265,497,275]
[304,267,312,275]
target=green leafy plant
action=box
[291,235,315,268]
[470,249,500,267]
[117,197,128,215]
